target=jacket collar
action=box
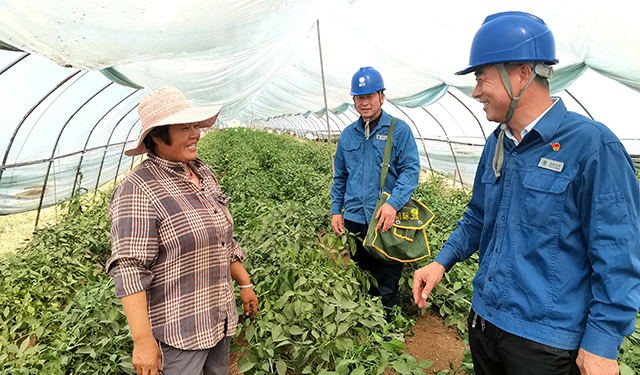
[492,98,566,143]
[355,109,392,134]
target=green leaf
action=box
[340,300,358,309]
[34,326,44,337]
[336,322,349,336]
[237,357,255,372]
[293,300,302,315]
[321,349,331,362]
[18,338,31,353]
[336,359,356,374]
[272,324,284,341]
[325,323,336,335]
[288,325,304,335]
[418,360,433,369]
[76,345,95,356]
[24,316,39,327]
[276,360,287,375]
[323,304,335,319]
[23,345,41,356]
[619,362,634,375]
[294,276,307,289]
[245,324,255,342]
[392,360,412,374]
[351,366,366,375]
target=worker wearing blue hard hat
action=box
[413,11,640,375]
[331,67,420,319]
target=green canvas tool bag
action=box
[363,118,435,264]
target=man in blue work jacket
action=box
[331,67,420,317]
[413,11,640,375]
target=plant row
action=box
[1,129,638,374]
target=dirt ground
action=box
[402,310,466,374]
[227,309,465,374]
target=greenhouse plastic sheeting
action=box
[1,0,640,215]
[1,0,639,122]
[0,50,149,214]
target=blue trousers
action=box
[344,219,404,317]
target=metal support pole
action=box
[564,89,595,120]
[72,88,142,196]
[94,105,139,195]
[1,71,82,201]
[113,118,142,189]
[316,19,334,175]
[387,101,435,176]
[447,90,487,141]
[421,107,464,185]
[32,72,87,229]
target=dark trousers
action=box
[468,309,580,375]
[344,219,404,317]
[158,336,231,375]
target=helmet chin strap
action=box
[364,91,384,140]
[492,63,538,178]
[364,118,371,140]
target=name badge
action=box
[376,134,387,140]
[538,157,564,172]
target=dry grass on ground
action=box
[0,162,141,256]
[0,206,61,255]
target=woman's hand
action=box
[121,291,163,375]
[132,337,163,375]
[230,261,258,318]
[240,288,259,318]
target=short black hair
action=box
[143,125,171,153]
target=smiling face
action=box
[153,123,201,163]
[472,65,513,123]
[354,91,385,120]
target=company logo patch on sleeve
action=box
[538,157,564,172]
[376,134,388,140]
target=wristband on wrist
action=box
[238,284,253,289]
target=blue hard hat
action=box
[456,11,558,75]
[350,67,385,95]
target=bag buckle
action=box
[380,162,390,168]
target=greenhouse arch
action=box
[1,0,639,219]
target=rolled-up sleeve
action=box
[106,181,159,298]
[227,240,247,263]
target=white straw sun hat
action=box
[125,87,222,156]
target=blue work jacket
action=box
[331,110,420,224]
[435,99,640,359]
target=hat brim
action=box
[125,105,222,157]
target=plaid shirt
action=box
[106,153,245,350]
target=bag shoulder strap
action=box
[379,117,396,194]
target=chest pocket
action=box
[519,172,571,230]
[342,142,363,172]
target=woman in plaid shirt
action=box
[107,87,258,375]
